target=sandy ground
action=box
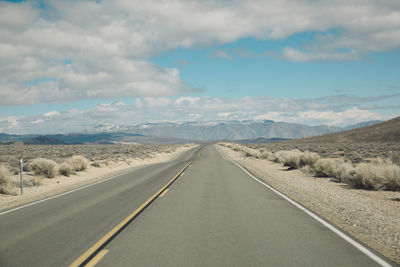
[217,144,400,264]
[0,144,198,212]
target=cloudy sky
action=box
[1,0,400,134]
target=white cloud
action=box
[283,47,361,62]
[212,50,234,60]
[43,111,60,117]
[30,119,44,124]
[1,0,400,105]
[175,97,200,105]
[296,108,382,126]
[143,97,173,108]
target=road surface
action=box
[0,145,394,266]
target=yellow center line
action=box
[85,250,109,267]
[159,188,169,198]
[197,150,203,160]
[69,161,192,267]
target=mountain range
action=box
[0,119,383,144]
[85,120,383,141]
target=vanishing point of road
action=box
[0,145,394,266]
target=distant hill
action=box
[290,116,400,143]
[24,136,66,145]
[235,137,291,144]
[0,132,190,145]
[0,133,38,143]
[342,120,382,131]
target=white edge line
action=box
[214,145,392,267]
[0,169,137,216]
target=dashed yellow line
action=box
[159,188,169,198]
[69,162,192,267]
[197,150,203,160]
[85,249,108,267]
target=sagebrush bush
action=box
[348,162,400,191]
[232,146,241,152]
[91,162,101,167]
[260,151,272,160]
[59,163,73,177]
[68,155,89,171]
[299,152,320,167]
[30,158,58,178]
[273,150,320,169]
[380,164,400,191]
[13,177,42,187]
[273,150,292,163]
[312,158,354,183]
[244,150,259,158]
[0,165,11,194]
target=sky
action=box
[1,0,400,134]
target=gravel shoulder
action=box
[0,144,198,212]
[217,144,400,264]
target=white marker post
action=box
[19,157,24,195]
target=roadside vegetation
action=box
[220,143,400,191]
[0,165,11,194]
[0,144,188,195]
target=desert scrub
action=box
[68,155,89,171]
[260,151,273,160]
[244,150,258,158]
[91,162,101,167]
[274,150,320,169]
[59,162,74,177]
[13,177,42,187]
[246,142,400,164]
[0,144,178,166]
[30,158,58,178]
[0,165,11,194]
[348,161,400,191]
[232,146,241,152]
[311,158,354,183]
[299,151,320,166]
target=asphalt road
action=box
[0,146,201,267]
[0,145,393,266]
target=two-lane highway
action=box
[92,145,388,267]
[0,146,201,267]
[0,145,393,266]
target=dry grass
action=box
[0,144,190,195]
[13,177,42,187]
[273,150,320,169]
[246,142,400,164]
[260,151,273,160]
[232,146,241,152]
[29,158,59,178]
[59,162,74,177]
[349,161,400,190]
[0,165,11,194]
[223,143,400,191]
[1,144,180,166]
[311,158,354,182]
[68,155,89,171]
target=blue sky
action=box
[1,0,400,134]
[151,37,400,99]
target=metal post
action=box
[19,157,24,195]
